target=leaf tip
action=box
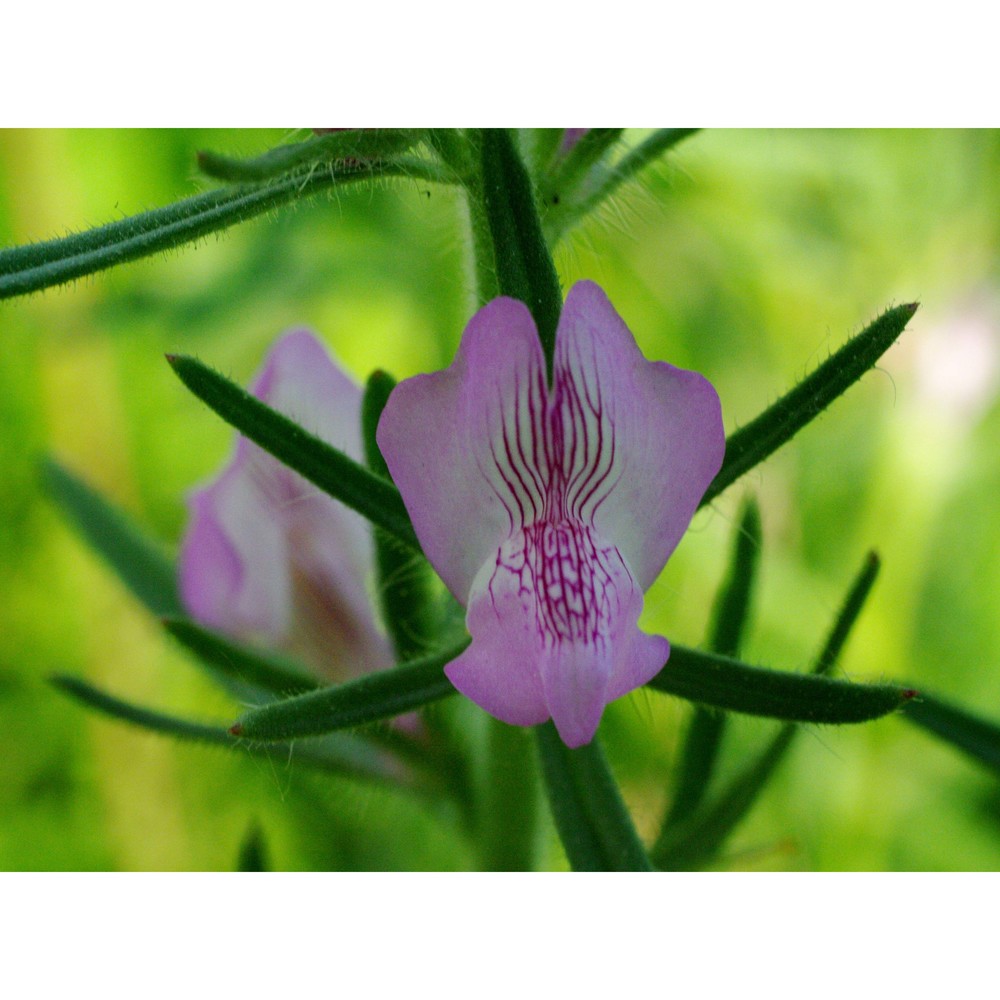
[901,302,920,318]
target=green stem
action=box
[465,168,501,306]
[478,720,540,871]
[536,725,653,871]
[476,128,563,378]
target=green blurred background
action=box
[2,129,999,870]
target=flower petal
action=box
[445,523,668,747]
[179,330,392,678]
[556,281,725,590]
[444,554,550,729]
[377,297,546,600]
[179,451,291,636]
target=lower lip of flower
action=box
[493,519,624,652]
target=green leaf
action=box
[540,128,625,205]
[478,128,563,377]
[902,692,1000,774]
[647,640,908,724]
[49,674,399,783]
[665,496,762,828]
[362,370,438,661]
[167,354,420,550]
[544,128,699,243]
[656,727,797,870]
[41,458,181,617]
[813,551,882,677]
[164,563,453,799]
[701,303,919,508]
[521,129,567,182]
[708,497,763,659]
[197,129,423,183]
[162,618,320,697]
[236,823,270,872]
[49,674,414,788]
[536,724,653,871]
[425,129,476,178]
[0,154,437,301]
[230,641,467,741]
[653,550,883,869]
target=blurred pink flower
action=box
[377,281,724,746]
[179,330,393,681]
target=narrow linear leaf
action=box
[542,128,625,202]
[168,610,458,790]
[603,127,699,194]
[50,674,403,784]
[902,692,1000,774]
[0,156,431,301]
[814,551,882,677]
[647,640,909,724]
[230,642,467,742]
[656,728,795,870]
[709,497,763,659]
[479,128,563,376]
[236,823,270,872]
[523,129,567,181]
[197,129,421,183]
[666,496,762,828]
[41,457,181,617]
[425,130,475,177]
[544,128,699,242]
[167,354,419,550]
[536,724,653,872]
[162,618,320,697]
[654,551,884,869]
[701,303,919,507]
[51,673,235,745]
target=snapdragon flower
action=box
[378,281,724,746]
[179,330,393,681]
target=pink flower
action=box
[377,281,724,746]
[179,330,393,681]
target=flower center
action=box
[490,520,629,650]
